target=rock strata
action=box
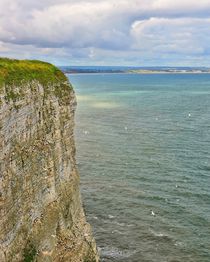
[0,58,98,262]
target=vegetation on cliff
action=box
[0,58,72,104]
[0,58,68,87]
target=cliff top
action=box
[0,58,67,87]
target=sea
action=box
[67,72,210,262]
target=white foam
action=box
[151,210,156,216]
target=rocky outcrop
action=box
[0,59,98,262]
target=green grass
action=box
[23,243,36,262]
[0,57,67,87]
[0,58,72,104]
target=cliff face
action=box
[0,59,98,262]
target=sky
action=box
[1,0,210,66]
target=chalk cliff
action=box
[0,58,98,262]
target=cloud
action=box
[131,17,210,55]
[0,0,210,65]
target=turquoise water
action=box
[68,74,210,262]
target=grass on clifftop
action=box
[0,58,68,87]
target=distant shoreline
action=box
[64,70,210,75]
[61,67,210,75]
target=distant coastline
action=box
[60,66,210,74]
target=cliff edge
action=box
[0,58,99,262]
